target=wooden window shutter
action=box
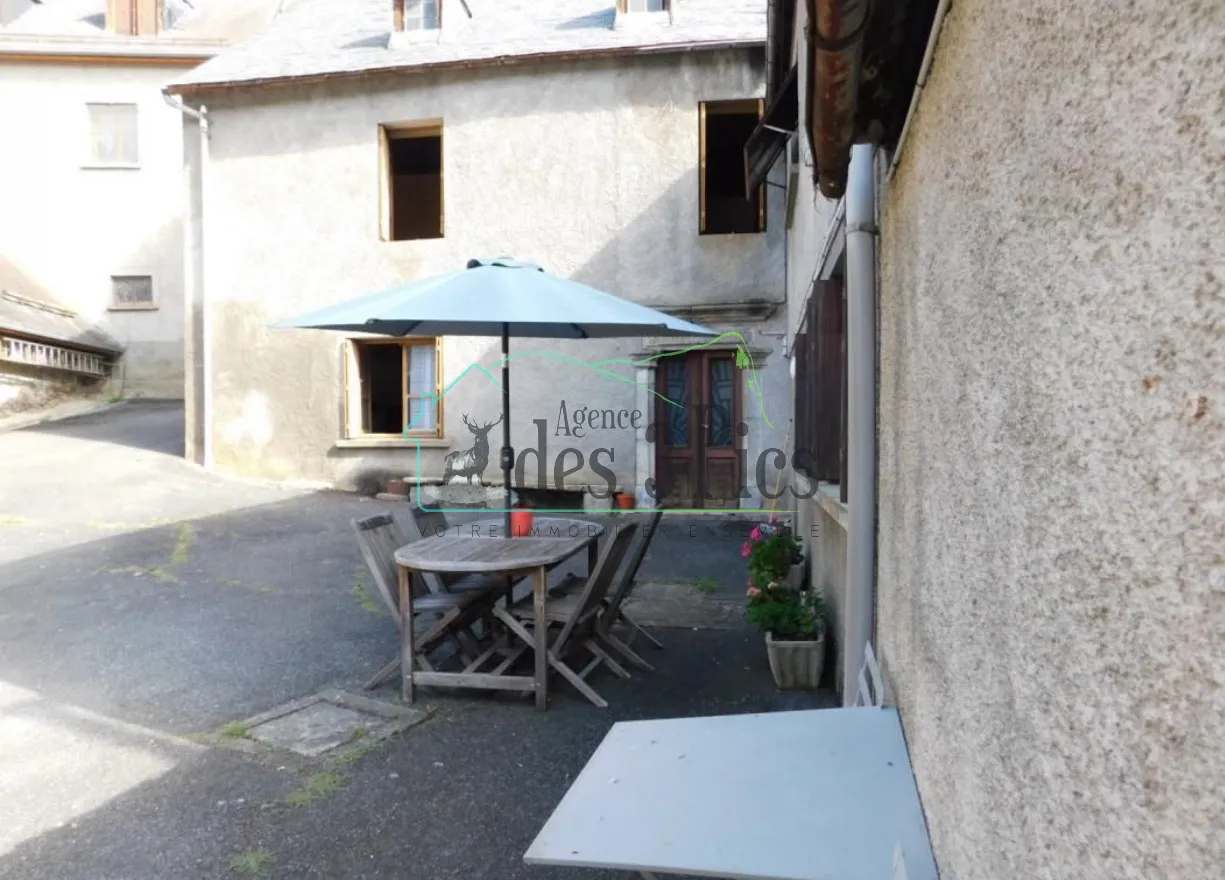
[839,286,849,502]
[793,332,809,477]
[698,102,708,232]
[813,279,844,482]
[342,341,361,438]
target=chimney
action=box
[106,0,164,36]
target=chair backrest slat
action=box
[602,510,663,624]
[410,506,459,588]
[410,505,448,538]
[555,523,637,652]
[352,513,415,626]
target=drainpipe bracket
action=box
[847,221,878,235]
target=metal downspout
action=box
[164,94,212,469]
[842,143,877,705]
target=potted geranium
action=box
[743,519,824,690]
[743,517,804,590]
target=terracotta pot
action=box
[614,492,636,510]
[765,629,825,690]
[510,508,534,537]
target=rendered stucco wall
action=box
[876,3,1224,878]
[196,51,789,495]
[0,60,187,399]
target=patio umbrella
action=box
[274,257,718,534]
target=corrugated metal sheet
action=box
[0,291,122,355]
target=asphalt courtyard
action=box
[0,401,832,879]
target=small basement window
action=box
[393,0,439,31]
[381,123,444,241]
[86,103,139,167]
[110,275,155,310]
[699,99,766,235]
[345,339,441,437]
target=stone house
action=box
[756,0,1223,878]
[163,0,793,510]
[0,0,277,408]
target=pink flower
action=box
[747,586,760,598]
[749,526,761,540]
[740,542,751,557]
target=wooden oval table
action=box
[394,517,604,710]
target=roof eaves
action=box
[165,36,765,96]
[0,33,227,62]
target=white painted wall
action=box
[0,59,188,398]
[188,50,791,500]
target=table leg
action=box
[533,565,548,710]
[587,538,598,578]
[399,566,415,704]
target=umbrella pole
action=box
[501,322,513,538]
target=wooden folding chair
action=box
[551,511,664,654]
[501,523,638,708]
[352,514,495,691]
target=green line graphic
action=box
[405,331,774,433]
[402,332,789,514]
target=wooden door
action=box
[654,352,742,509]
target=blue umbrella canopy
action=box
[276,258,720,526]
[274,257,718,339]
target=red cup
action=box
[510,508,534,537]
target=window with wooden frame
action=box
[379,122,444,241]
[699,99,766,235]
[86,103,139,167]
[793,278,847,501]
[344,339,442,438]
[392,0,439,31]
[109,275,156,310]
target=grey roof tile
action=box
[168,0,766,91]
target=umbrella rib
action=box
[572,324,588,339]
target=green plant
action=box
[741,518,802,588]
[229,849,275,878]
[220,721,249,739]
[283,771,345,808]
[746,584,824,639]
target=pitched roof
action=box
[0,292,122,355]
[167,0,766,93]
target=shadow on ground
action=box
[0,404,834,879]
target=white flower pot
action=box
[765,629,825,690]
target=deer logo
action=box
[442,413,504,485]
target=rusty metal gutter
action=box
[810,0,870,198]
[165,37,764,97]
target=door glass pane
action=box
[708,358,734,447]
[663,360,690,446]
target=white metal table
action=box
[524,707,938,880]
